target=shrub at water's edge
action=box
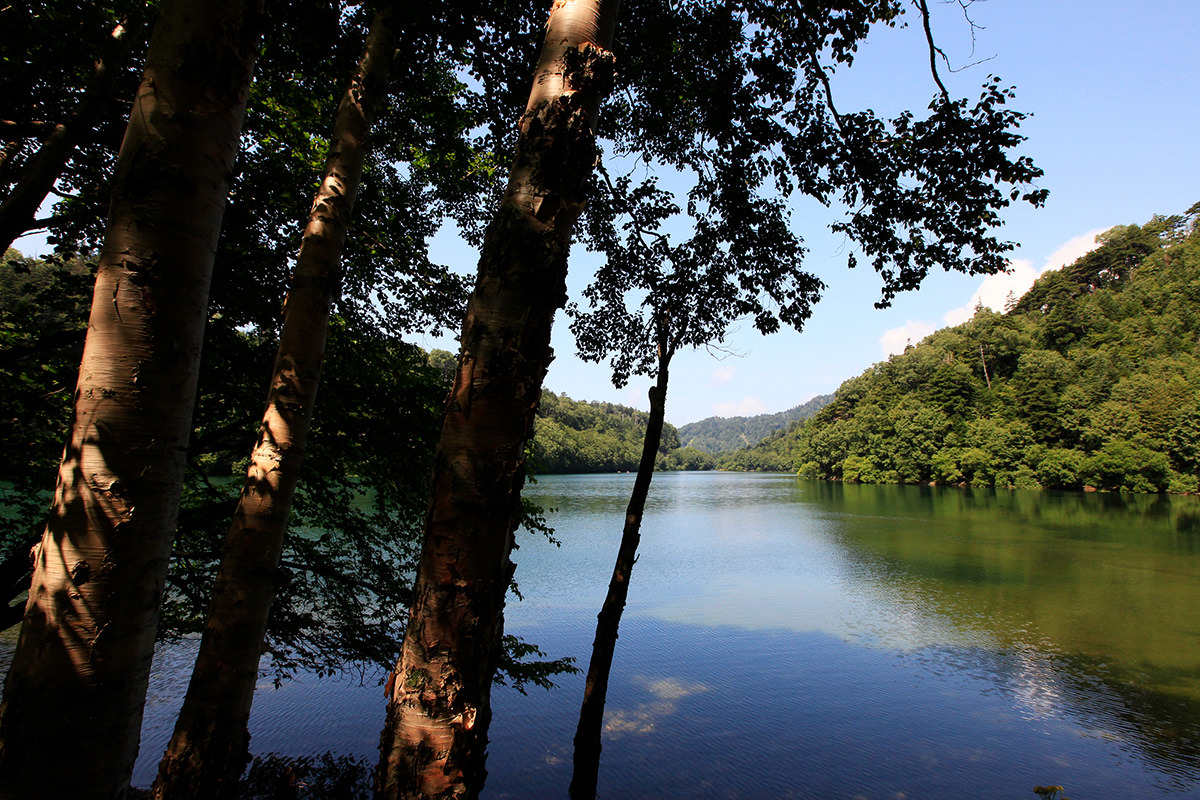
[722,205,1200,494]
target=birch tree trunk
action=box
[375,1,620,797]
[150,11,399,800]
[570,354,669,800]
[0,1,260,797]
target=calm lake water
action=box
[58,473,1200,796]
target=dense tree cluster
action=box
[724,207,1200,494]
[531,391,712,473]
[530,390,814,472]
[677,395,831,453]
[529,392,841,472]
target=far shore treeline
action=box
[523,205,1200,495]
[526,390,831,473]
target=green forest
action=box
[532,391,684,473]
[722,207,1200,494]
[675,395,831,453]
[528,391,833,472]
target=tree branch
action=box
[915,0,995,87]
[0,120,58,139]
[915,0,950,98]
[811,53,845,131]
[0,17,144,253]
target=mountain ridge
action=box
[676,395,832,453]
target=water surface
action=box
[63,473,1200,797]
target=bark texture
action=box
[150,11,398,800]
[0,19,141,255]
[375,2,620,798]
[0,1,259,798]
[569,359,668,800]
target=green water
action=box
[820,482,1200,702]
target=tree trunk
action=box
[0,2,259,798]
[150,11,398,800]
[0,18,142,255]
[375,2,620,798]
[569,356,669,800]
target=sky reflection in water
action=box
[112,472,1200,798]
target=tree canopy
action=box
[723,205,1200,494]
[531,391,687,473]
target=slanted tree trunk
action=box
[0,1,260,797]
[0,18,142,255]
[150,11,399,800]
[570,350,670,800]
[375,1,620,797]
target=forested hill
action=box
[531,391,720,473]
[677,395,832,453]
[721,206,1200,494]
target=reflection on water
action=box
[601,676,710,737]
[500,473,1200,798]
[5,472,1199,797]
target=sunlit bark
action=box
[150,11,398,800]
[0,1,260,797]
[375,1,620,797]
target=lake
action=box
[54,473,1200,796]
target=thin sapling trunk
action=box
[570,350,670,800]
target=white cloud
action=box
[713,396,768,417]
[1043,229,1109,272]
[879,320,936,357]
[942,227,1109,326]
[710,366,735,385]
[942,259,1038,326]
[873,228,1110,360]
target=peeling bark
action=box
[569,354,669,800]
[375,2,620,798]
[150,12,400,800]
[0,1,260,798]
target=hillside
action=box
[531,391,720,473]
[722,205,1200,494]
[676,395,832,453]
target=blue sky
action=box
[497,0,1200,425]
